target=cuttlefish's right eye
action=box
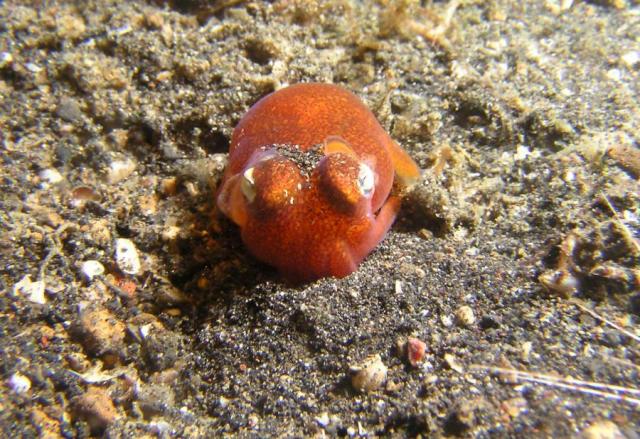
[318,152,376,216]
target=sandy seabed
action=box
[1,1,639,437]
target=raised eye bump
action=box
[318,153,373,215]
[357,163,375,197]
[240,167,256,203]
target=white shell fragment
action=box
[80,260,105,281]
[620,51,640,68]
[8,372,31,394]
[350,354,388,392]
[115,238,141,275]
[39,168,63,186]
[139,324,153,340]
[0,52,13,68]
[107,159,136,184]
[13,275,46,304]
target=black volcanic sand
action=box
[1,1,639,437]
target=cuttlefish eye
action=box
[241,157,303,214]
[240,167,257,203]
[318,152,375,215]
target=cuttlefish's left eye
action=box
[318,152,376,215]
[244,157,304,215]
[216,153,301,226]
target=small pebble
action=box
[0,51,13,68]
[514,145,532,161]
[80,260,105,281]
[350,354,388,392]
[56,97,84,123]
[139,323,153,340]
[115,238,141,275]
[406,337,427,367]
[580,420,625,439]
[606,68,622,81]
[160,177,178,196]
[539,269,579,298]
[315,412,330,427]
[440,314,454,328]
[76,309,126,357]
[39,168,63,185]
[25,62,42,73]
[138,194,158,215]
[161,225,181,241]
[71,186,100,207]
[8,372,31,394]
[444,353,464,373]
[107,159,136,184]
[620,51,640,68]
[136,382,175,417]
[149,421,172,437]
[13,275,46,304]
[455,305,476,327]
[424,374,438,385]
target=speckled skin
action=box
[217,83,420,281]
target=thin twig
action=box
[470,365,640,406]
[470,365,640,396]
[515,375,640,406]
[571,300,640,343]
[38,237,60,280]
[36,223,71,280]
